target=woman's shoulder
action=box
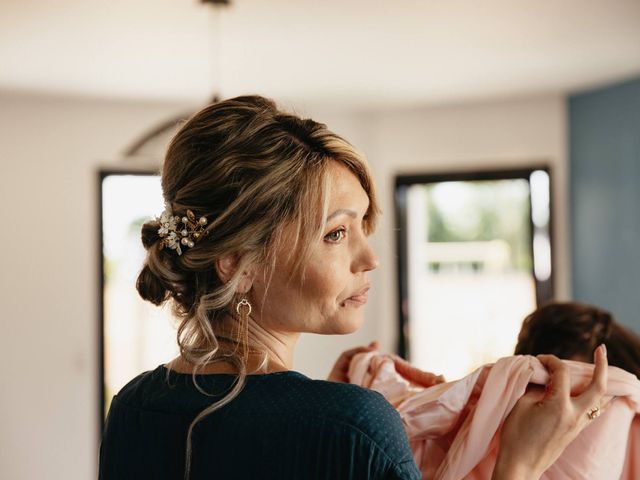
[284,373,400,420]
[113,366,160,401]
[109,365,179,411]
[256,374,419,476]
[111,365,247,414]
[259,373,412,456]
[274,374,418,475]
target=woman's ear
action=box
[215,253,239,284]
[215,253,254,293]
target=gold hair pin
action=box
[157,205,208,255]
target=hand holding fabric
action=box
[391,355,445,388]
[493,345,609,479]
[327,341,379,382]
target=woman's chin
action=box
[324,313,365,335]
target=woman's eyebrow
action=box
[326,208,357,222]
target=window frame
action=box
[97,168,160,434]
[393,166,554,359]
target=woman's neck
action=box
[247,319,298,370]
[167,316,299,375]
[166,353,288,375]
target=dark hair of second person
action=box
[515,301,640,378]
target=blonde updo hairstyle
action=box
[136,95,379,475]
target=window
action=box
[99,171,177,419]
[395,168,553,380]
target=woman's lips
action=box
[343,286,370,306]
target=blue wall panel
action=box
[570,78,640,330]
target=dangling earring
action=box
[236,297,252,317]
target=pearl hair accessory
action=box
[157,204,208,255]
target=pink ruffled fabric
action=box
[348,353,640,480]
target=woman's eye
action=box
[324,228,346,243]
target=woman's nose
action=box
[357,237,379,272]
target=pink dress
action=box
[348,353,640,479]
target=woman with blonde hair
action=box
[99,95,608,480]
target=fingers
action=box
[537,354,571,399]
[497,347,611,475]
[391,355,445,387]
[333,342,380,372]
[327,341,380,382]
[390,354,414,376]
[520,385,546,404]
[599,395,616,415]
[339,341,379,360]
[575,344,608,413]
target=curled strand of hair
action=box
[183,356,247,480]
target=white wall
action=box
[0,91,568,480]
[0,92,189,480]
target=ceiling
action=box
[2,0,640,109]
